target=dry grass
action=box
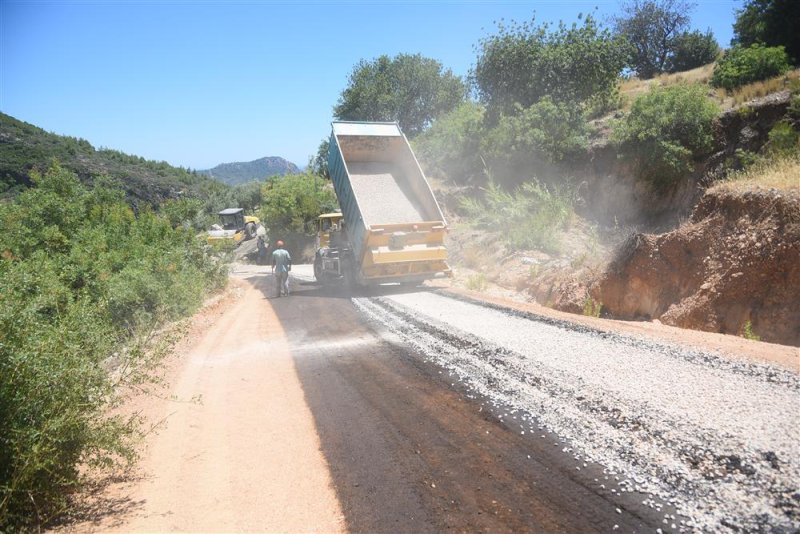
[712,155,800,193]
[722,69,800,107]
[619,65,800,111]
[619,63,715,108]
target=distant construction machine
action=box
[314,121,450,286]
[206,208,261,246]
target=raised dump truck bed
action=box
[327,121,450,284]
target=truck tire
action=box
[313,256,323,281]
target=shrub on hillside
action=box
[613,83,719,189]
[459,179,574,252]
[0,164,226,529]
[767,121,800,155]
[711,44,791,90]
[482,98,588,166]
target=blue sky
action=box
[2,0,741,170]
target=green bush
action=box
[482,98,588,168]
[788,94,800,119]
[711,44,791,90]
[0,164,226,529]
[767,121,800,155]
[459,179,574,253]
[613,83,719,189]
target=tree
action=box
[668,30,720,72]
[333,54,466,138]
[473,14,629,118]
[482,98,588,171]
[414,101,486,184]
[308,138,330,179]
[732,0,800,64]
[613,0,697,78]
[259,173,337,238]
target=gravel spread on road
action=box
[347,162,426,225]
[352,291,800,532]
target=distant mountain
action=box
[199,157,300,186]
[0,112,225,207]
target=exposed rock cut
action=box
[592,187,800,346]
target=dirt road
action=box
[67,264,798,533]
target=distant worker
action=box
[256,236,267,265]
[271,240,292,297]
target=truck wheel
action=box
[313,257,323,281]
[244,222,256,240]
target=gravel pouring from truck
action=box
[316,121,450,285]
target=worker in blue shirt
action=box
[271,240,292,297]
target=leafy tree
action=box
[732,0,800,63]
[259,173,337,239]
[613,83,719,189]
[333,53,466,137]
[710,44,791,90]
[414,101,486,184]
[612,0,697,78]
[230,180,264,213]
[481,98,588,184]
[309,138,330,179]
[668,30,720,72]
[473,14,629,117]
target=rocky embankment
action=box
[592,187,799,345]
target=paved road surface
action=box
[68,264,797,532]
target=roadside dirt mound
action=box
[592,187,800,346]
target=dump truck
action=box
[314,121,450,285]
[206,208,261,246]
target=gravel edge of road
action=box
[435,287,799,373]
[352,292,800,533]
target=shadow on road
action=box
[239,272,661,533]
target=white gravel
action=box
[352,291,800,532]
[347,162,426,225]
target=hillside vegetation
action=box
[0,113,288,234]
[404,0,799,344]
[0,164,228,529]
[0,113,227,207]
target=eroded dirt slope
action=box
[593,187,800,345]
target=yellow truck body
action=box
[319,121,450,285]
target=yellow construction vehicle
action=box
[207,208,261,246]
[313,212,344,280]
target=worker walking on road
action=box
[271,240,292,297]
